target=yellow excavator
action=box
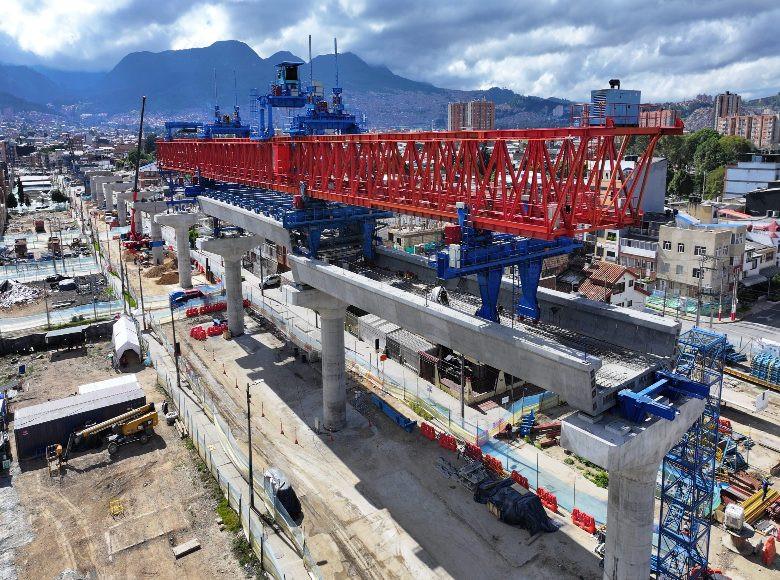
[54,403,159,464]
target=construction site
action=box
[2,42,780,580]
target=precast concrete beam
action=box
[90,175,121,208]
[103,181,131,210]
[198,196,292,249]
[287,256,604,413]
[374,246,680,358]
[135,200,169,264]
[116,190,154,227]
[200,235,262,336]
[156,213,202,289]
[285,285,348,430]
[561,398,707,580]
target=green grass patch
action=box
[123,291,137,308]
[216,498,241,533]
[408,400,433,421]
[564,457,574,465]
[231,534,261,572]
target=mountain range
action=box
[0,40,569,129]
[1,40,777,130]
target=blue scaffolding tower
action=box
[653,327,726,579]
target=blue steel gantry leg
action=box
[516,259,543,320]
[475,267,503,322]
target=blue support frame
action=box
[431,205,579,322]
[617,370,710,424]
[652,327,726,580]
[180,182,391,259]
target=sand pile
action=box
[156,271,179,285]
[144,264,167,278]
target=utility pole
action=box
[170,301,182,391]
[119,246,127,315]
[695,254,705,327]
[138,267,146,331]
[246,382,256,514]
[43,287,51,330]
[460,354,466,427]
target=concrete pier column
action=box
[561,397,708,580]
[284,284,348,431]
[319,306,347,430]
[200,235,262,337]
[133,204,143,234]
[156,213,202,289]
[150,218,164,264]
[604,465,658,579]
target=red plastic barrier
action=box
[511,470,529,489]
[483,454,504,476]
[189,326,207,341]
[206,323,227,337]
[242,298,250,307]
[185,307,199,318]
[438,433,457,452]
[571,508,596,534]
[718,418,733,434]
[763,536,776,566]
[463,442,483,462]
[198,301,228,316]
[536,487,558,513]
[420,422,437,441]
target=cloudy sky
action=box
[2,0,779,101]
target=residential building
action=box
[466,100,495,130]
[639,109,680,128]
[577,261,647,308]
[724,154,780,199]
[447,100,495,131]
[713,91,741,125]
[656,224,745,299]
[447,102,466,131]
[742,240,776,283]
[717,114,779,149]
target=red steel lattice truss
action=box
[157,122,683,239]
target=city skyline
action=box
[1,1,779,102]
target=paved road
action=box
[678,301,780,350]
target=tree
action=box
[704,166,725,199]
[669,170,694,199]
[656,136,687,172]
[126,148,153,169]
[15,178,25,205]
[51,189,67,203]
[693,136,727,174]
[144,132,158,155]
[718,135,753,164]
[6,190,18,208]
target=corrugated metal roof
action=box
[14,384,145,430]
[45,325,87,339]
[387,328,436,352]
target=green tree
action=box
[704,166,725,199]
[15,178,25,205]
[656,136,687,172]
[144,132,158,155]
[6,190,18,208]
[51,189,67,203]
[718,135,753,164]
[693,136,727,174]
[669,170,694,198]
[126,148,153,169]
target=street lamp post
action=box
[246,382,256,514]
[169,301,182,391]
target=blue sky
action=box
[2,0,779,101]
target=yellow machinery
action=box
[60,403,158,461]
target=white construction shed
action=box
[78,374,140,395]
[112,315,141,367]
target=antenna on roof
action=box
[334,37,339,88]
[308,34,313,88]
[233,69,238,108]
[213,68,218,103]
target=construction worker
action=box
[762,478,770,502]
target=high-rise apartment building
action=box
[717,113,779,149]
[713,92,741,126]
[447,102,466,131]
[447,100,495,130]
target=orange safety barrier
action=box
[536,487,558,513]
[511,470,529,489]
[420,422,437,441]
[483,454,504,476]
[463,442,483,462]
[438,433,457,452]
[571,508,596,534]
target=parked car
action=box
[169,288,205,306]
[260,274,281,289]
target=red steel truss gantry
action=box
[157,122,683,239]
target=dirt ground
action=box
[0,274,112,319]
[169,313,604,580]
[1,341,248,580]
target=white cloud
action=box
[170,4,232,51]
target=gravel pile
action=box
[0,280,42,309]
